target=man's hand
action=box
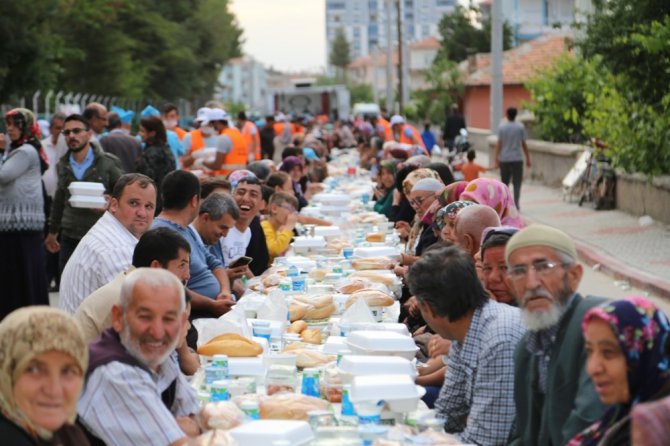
[45,233,60,253]
[283,212,299,231]
[226,265,251,281]
[209,294,235,317]
[404,296,421,318]
[395,220,411,240]
[526,157,532,168]
[176,416,200,437]
[428,335,452,358]
[494,159,500,169]
[392,188,402,206]
[181,155,195,168]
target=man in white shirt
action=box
[59,173,157,314]
[78,268,200,446]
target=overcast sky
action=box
[230,0,326,73]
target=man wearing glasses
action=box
[506,224,605,446]
[45,114,124,275]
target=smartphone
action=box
[228,256,253,268]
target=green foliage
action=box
[348,84,373,105]
[0,0,242,103]
[525,55,607,143]
[435,4,513,64]
[578,0,670,106]
[330,28,351,83]
[410,58,464,124]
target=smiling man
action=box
[78,268,200,446]
[506,224,606,446]
[59,174,157,314]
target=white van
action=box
[352,103,381,118]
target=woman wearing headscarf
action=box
[459,177,524,228]
[0,109,50,318]
[435,200,476,243]
[400,169,441,256]
[426,162,455,187]
[279,155,309,210]
[567,296,670,446]
[136,116,176,215]
[372,159,398,218]
[0,307,90,445]
[388,164,418,224]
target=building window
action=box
[327,1,346,9]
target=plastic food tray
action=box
[69,195,106,209]
[338,356,417,380]
[228,357,266,376]
[346,331,418,361]
[228,420,314,446]
[353,246,401,258]
[349,374,426,413]
[67,181,105,196]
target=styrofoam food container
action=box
[247,319,284,340]
[284,256,317,272]
[319,205,351,216]
[313,226,342,238]
[349,322,410,337]
[292,236,326,248]
[229,420,314,446]
[338,356,417,382]
[350,374,426,413]
[322,336,349,355]
[69,195,107,209]
[353,246,401,258]
[68,182,105,196]
[228,357,266,376]
[313,193,350,205]
[346,331,418,361]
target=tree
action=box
[435,5,513,64]
[411,58,464,123]
[329,28,351,82]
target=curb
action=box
[522,216,670,300]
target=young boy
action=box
[461,149,488,182]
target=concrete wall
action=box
[616,173,670,225]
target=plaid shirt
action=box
[435,300,526,445]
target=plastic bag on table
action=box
[340,295,376,325]
[197,307,253,348]
[256,290,289,322]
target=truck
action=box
[266,80,350,121]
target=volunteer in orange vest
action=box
[372,115,393,142]
[237,112,261,162]
[161,103,188,140]
[390,114,428,155]
[181,107,220,169]
[273,114,292,143]
[201,108,248,177]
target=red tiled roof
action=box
[410,35,441,50]
[464,32,573,86]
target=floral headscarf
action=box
[0,306,88,440]
[435,200,476,230]
[4,108,49,174]
[227,169,257,189]
[402,168,439,196]
[568,296,670,446]
[379,159,398,178]
[437,181,468,207]
[459,178,524,228]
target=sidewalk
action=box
[518,180,670,299]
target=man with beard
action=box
[59,173,157,314]
[45,114,124,275]
[506,225,606,446]
[78,268,200,446]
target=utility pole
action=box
[385,0,394,113]
[396,0,403,114]
[372,47,379,104]
[490,0,504,133]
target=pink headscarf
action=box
[460,178,524,228]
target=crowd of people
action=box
[0,101,668,446]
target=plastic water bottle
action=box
[287,264,299,277]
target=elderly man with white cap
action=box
[506,224,606,446]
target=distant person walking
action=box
[494,107,531,210]
[442,105,466,151]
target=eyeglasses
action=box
[62,128,87,136]
[409,195,430,207]
[507,260,569,282]
[279,204,296,213]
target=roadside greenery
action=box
[526,1,670,176]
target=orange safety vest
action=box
[215,127,248,176]
[399,124,428,155]
[273,122,292,144]
[241,121,261,161]
[378,118,393,142]
[174,127,187,140]
[188,129,207,154]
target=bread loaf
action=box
[346,289,395,308]
[349,270,396,286]
[304,303,336,320]
[200,401,244,430]
[284,348,335,368]
[197,339,263,357]
[262,273,282,287]
[287,320,308,334]
[337,279,371,294]
[289,301,311,322]
[308,268,329,281]
[365,232,385,243]
[293,294,333,308]
[300,328,322,345]
[259,394,329,421]
[351,256,394,271]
